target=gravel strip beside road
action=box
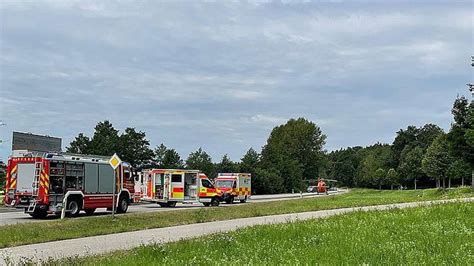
[1,197,472,264]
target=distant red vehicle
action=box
[317,179,328,194]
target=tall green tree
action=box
[392,126,419,166]
[88,120,120,156]
[240,148,260,174]
[186,148,215,178]
[374,168,386,190]
[66,133,91,154]
[152,144,168,167]
[398,146,425,189]
[447,159,470,187]
[329,161,356,187]
[386,168,400,190]
[422,135,452,189]
[216,154,238,174]
[326,146,363,187]
[67,121,154,169]
[161,149,184,169]
[252,168,285,195]
[392,124,443,168]
[118,128,154,169]
[447,97,474,189]
[452,96,470,127]
[418,124,445,150]
[261,118,326,192]
[355,144,392,188]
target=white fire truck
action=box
[4,152,135,218]
[215,173,251,204]
[140,169,221,207]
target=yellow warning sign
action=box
[109,153,122,169]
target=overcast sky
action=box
[0,0,472,162]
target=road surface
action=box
[0,190,343,226]
[0,197,471,264]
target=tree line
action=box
[67,96,473,194]
[326,96,473,190]
[67,118,327,195]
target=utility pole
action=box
[467,56,474,190]
[0,121,5,162]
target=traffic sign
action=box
[109,153,122,219]
[109,153,122,169]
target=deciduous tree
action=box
[186,148,215,178]
[447,159,470,187]
[261,118,326,192]
[422,135,452,189]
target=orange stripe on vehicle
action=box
[172,187,184,193]
[10,179,16,189]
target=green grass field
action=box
[0,187,472,248]
[65,202,474,265]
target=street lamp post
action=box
[468,56,474,190]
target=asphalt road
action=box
[0,190,343,226]
[1,197,471,264]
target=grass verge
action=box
[0,187,472,248]
[68,202,474,265]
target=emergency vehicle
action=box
[317,178,328,194]
[215,173,251,204]
[140,169,221,207]
[4,152,135,218]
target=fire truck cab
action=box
[215,173,251,204]
[140,169,221,207]
[4,152,135,218]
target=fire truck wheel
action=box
[29,209,47,219]
[117,197,129,213]
[225,196,234,204]
[203,202,211,207]
[167,201,177,208]
[67,199,81,217]
[240,196,248,203]
[84,208,96,215]
[211,198,220,207]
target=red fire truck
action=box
[4,152,135,218]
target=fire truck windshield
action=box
[215,180,233,188]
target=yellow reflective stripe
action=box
[10,179,16,188]
[40,172,49,187]
[11,165,17,174]
[172,192,184,198]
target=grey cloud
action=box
[0,0,472,161]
